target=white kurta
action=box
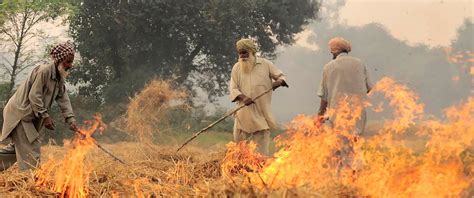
[229,57,286,133]
[317,53,372,134]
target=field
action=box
[0,121,471,197]
[0,78,473,197]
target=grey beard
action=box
[58,64,69,79]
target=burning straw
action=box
[0,78,472,196]
[35,114,106,197]
[218,76,474,197]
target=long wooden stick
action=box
[75,130,126,164]
[176,87,274,152]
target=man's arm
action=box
[316,99,328,125]
[55,85,77,130]
[317,66,328,118]
[268,61,288,89]
[28,67,49,118]
[229,65,253,105]
[229,65,243,102]
[29,67,57,130]
[364,65,373,93]
[318,99,328,116]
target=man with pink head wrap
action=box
[317,37,371,127]
[328,37,352,57]
[0,41,78,171]
[317,37,372,175]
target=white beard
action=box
[58,63,69,80]
[239,54,256,74]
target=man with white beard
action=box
[0,41,78,171]
[229,38,288,156]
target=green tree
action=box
[68,0,320,104]
[0,81,10,128]
[0,81,9,103]
[0,0,71,94]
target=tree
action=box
[451,19,474,52]
[449,19,474,99]
[0,0,71,94]
[68,0,320,104]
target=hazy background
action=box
[0,0,473,137]
[215,0,474,124]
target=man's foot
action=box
[0,143,15,154]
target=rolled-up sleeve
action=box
[229,65,242,102]
[317,67,328,101]
[55,85,75,124]
[28,68,49,118]
[268,61,287,85]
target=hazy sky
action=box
[339,0,473,47]
[294,0,473,51]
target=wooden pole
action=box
[176,87,274,152]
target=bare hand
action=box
[44,117,55,130]
[314,115,326,127]
[317,115,326,124]
[238,94,254,106]
[272,80,288,90]
[69,121,78,132]
[272,80,282,90]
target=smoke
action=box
[217,0,474,125]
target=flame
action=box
[370,77,424,134]
[221,77,474,197]
[36,114,106,198]
[221,141,266,177]
[355,96,473,197]
[221,95,369,191]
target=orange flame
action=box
[221,77,474,197]
[221,141,266,177]
[355,96,473,197]
[36,114,106,198]
[220,95,369,191]
[370,77,424,134]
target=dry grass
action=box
[0,139,471,197]
[0,142,224,197]
[125,80,188,143]
[1,77,472,197]
[0,142,377,197]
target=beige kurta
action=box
[317,53,372,134]
[229,57,286,133]
[1,63,75,143]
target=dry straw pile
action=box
[0,143,362,197]
[0,143,225,197]
[0,77,473,197]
